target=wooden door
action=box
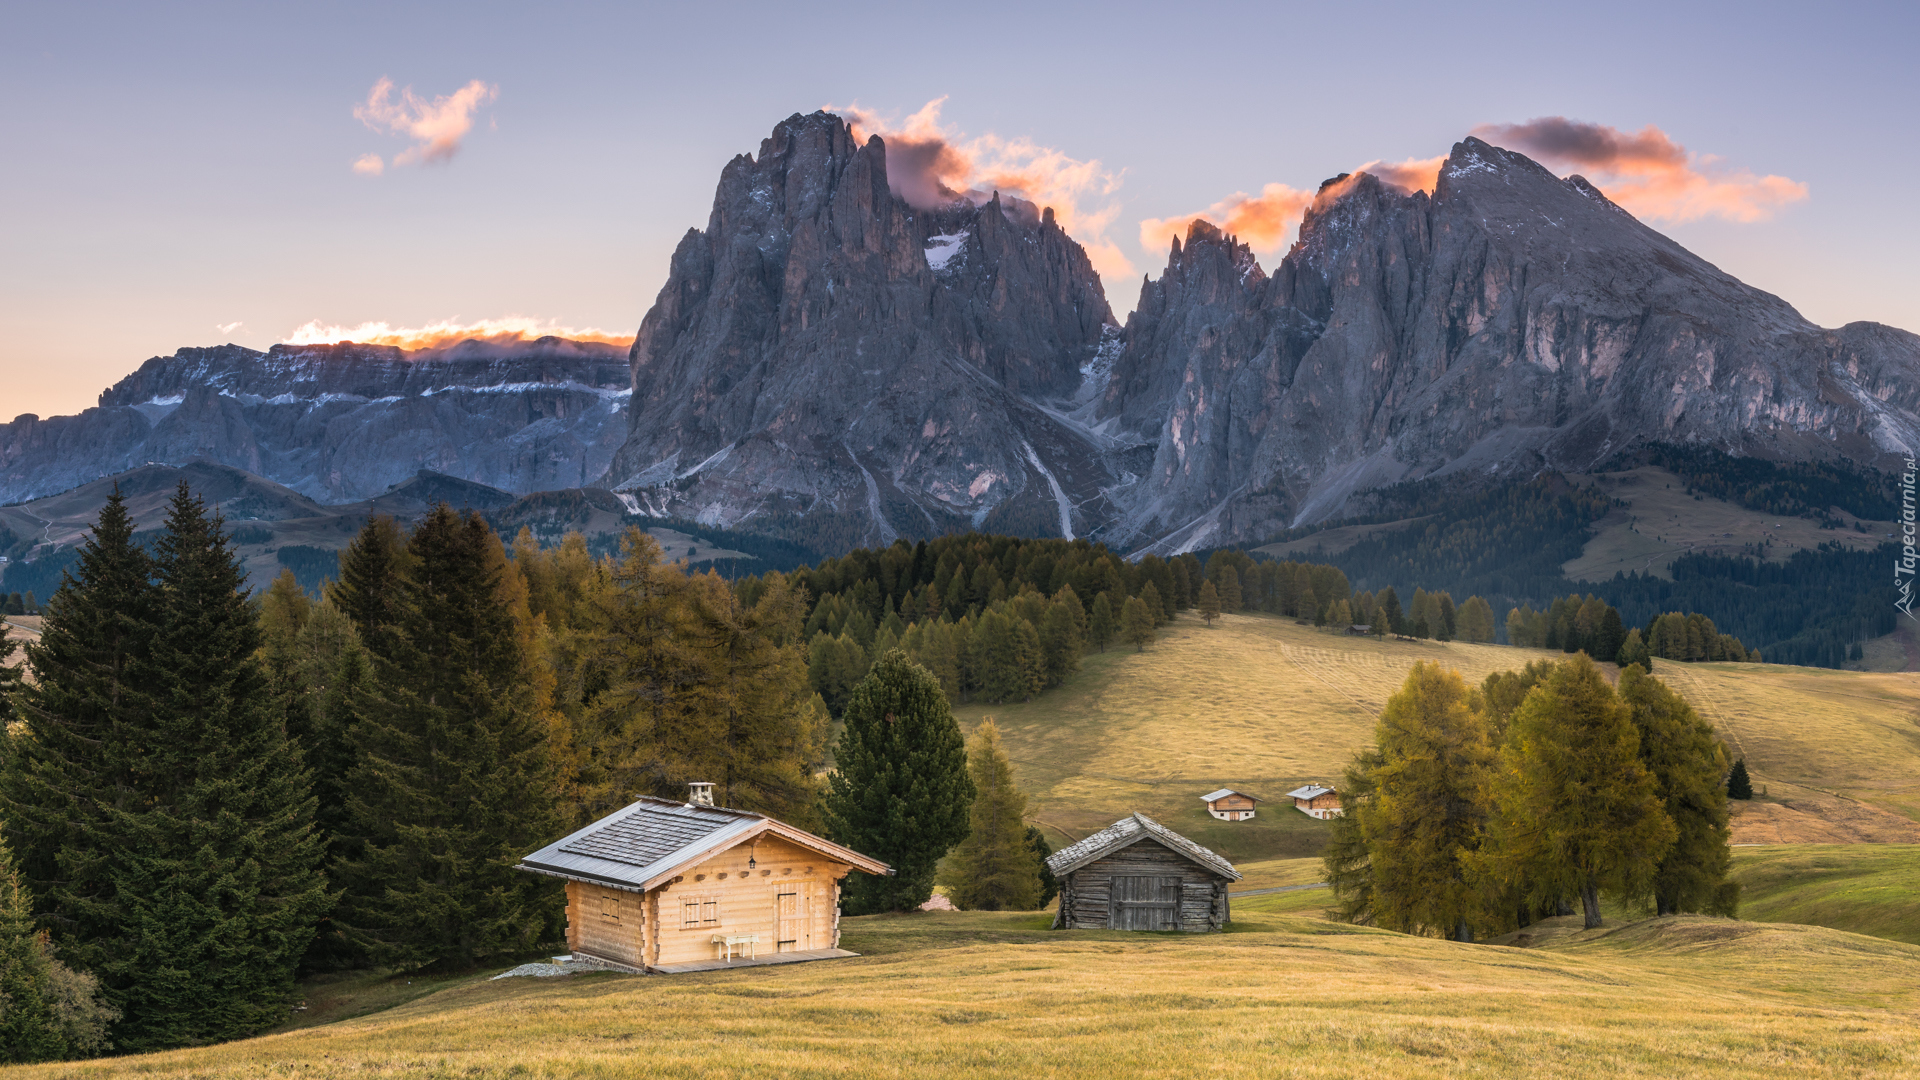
[775,882,810,951]
[1109,876,1180,930]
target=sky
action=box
[3,0,1917,419]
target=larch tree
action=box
[1480,655,1676,928]
[824,650,974,914]
[1363,662,1498,940]
[1457,596,1496,643]
[1087,593,1116,652]
[1617,666,1738,916]
[945,719,1043,911]
[1121,596,1156,651]
[1216,565,1241,613]
[340,504,564,969]
[1323,746,1384,927]
[1198,580,1221,626]
[107,483,329,1049]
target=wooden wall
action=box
[650,835,851,968]
[566,880,648,968]
[1054,838,1230,933]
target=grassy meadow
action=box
[954,610,1920,862]
[10,909,1916,1079]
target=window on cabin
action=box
[600,893,619,920]
[681,896,721,928]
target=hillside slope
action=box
[953,612,1920,865]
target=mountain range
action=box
[6,110,1919,560]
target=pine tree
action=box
[96,484,331,1048]
[1378,587,1405,636]
[1,488,155,1020]
[1121,596,1156,651]
[1437,593,1457,641]
[0,831,67,1063]
[1038,595,1083,686]
[1726,758,1754,800]
[327,515,409,659]
[1198,580,1221,626]
[1618,667,1738,917]
[1363,662,1497,940]
[339,504,564,969]
[946,720,1043,911]
[1479,656,1676,928]
[1087,593,1116,652]
[1323,746,1384,927]
[1594,606,1627,663]
[1139,582,1167,626]
[824,650,974,913]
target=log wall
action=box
[1054,838,1230,933]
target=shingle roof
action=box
[1199,788,1260,803]
[1044,812,1240,881]
[1286,785,1335,801]
[517,796,889,892]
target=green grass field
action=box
[12,910,1915,1079]
[1730,845,1920,946]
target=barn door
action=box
[775,882,810,952]
[1108,876,1180,930]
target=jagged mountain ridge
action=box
[1095,139,1920,550]
[605,111,1124,550]
[0,338,632,505]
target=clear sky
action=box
[4,0,1916,419]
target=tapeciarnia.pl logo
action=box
[1899,458,1918,620]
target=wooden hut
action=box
[1045,813,1239,932]
[1285,784,1343,819]
[517,783,890,973]
[1199,788,1261,821]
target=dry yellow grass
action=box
[10,911,1915,1079]
[953,611,1920,860]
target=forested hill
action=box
[1233,454,1899,669]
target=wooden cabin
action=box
[1199,787,1260,821]
[1286,784,1343,819]
[1045,813,1239,932]
[517,783,891,973]
[1346,624,1371,636]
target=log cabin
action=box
[516,783,891,973]
[1286,784,1343,819]
[1199,788,1261,821]
[1045,813,1239,932]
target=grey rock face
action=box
[605,111,1118,548]
[0,338,632,505]
[1101,138,1920,550]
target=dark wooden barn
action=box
[1045,813,1240,932]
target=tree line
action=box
[1325,655,1737,941]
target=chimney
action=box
[687,782,715,807]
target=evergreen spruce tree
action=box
[824,650,974,913]
[1121,596,1156,651]
[1594,606,1628,663]
[1618,666,1738,916]
[946,720,1043,911]
[1,488,155,1022]
[1726,758,1754,800]
[1198,580,1221,626]
[1026,826,1059,907]
[1037,596,1083,687]
[1363,662,1497,940]
[1323,746,1384,927]
[99,483,330,1049]
[1139,582,1167,627]
[340,504,564,969]
[1437,593,1457,641]
[1087,593,1116,652]
[326,515,409,659]
[1378,587,1405,635]
[1480,656,1676,928]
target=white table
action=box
[712,933,759,961]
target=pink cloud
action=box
[353,77,498,170]
[1471,117,1808,223]
[834,98,1134,279]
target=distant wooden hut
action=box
[1286,784,1343,819]
[1346,624,1371,636]
[517,783,891,973]
[1045,813,1239,932]
[1199,787,1261,821]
